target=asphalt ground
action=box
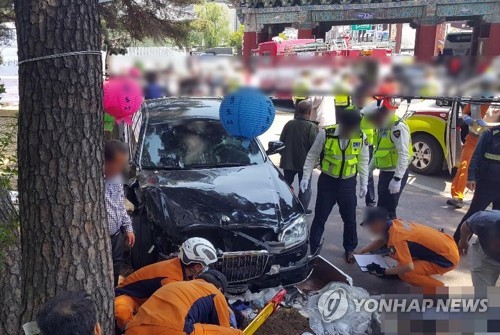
[261,104,483,295]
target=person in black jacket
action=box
[279,100,319,214]
[454,126,500,243]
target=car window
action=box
[141,119,264,169]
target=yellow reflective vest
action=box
[373,115,413,170]
[334,95,351,107]
[321,125,364,179]
[360,116,374,146]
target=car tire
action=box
[410,133,443,175]
[131,211,158,269]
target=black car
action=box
[125,98,313,292]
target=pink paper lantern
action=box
[103,77,143,125]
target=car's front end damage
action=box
[132,164,313,293]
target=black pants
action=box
[283,170,312,211]
[310,173,357,254]
[365,145,376,205]
[453,180,500,243]
[377,169,409,219]
[111,231,125,287]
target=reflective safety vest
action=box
[479,127,500,181]
[321,125,364,179]
[373,115,413,170]
[335,95,351,107]
[293,82,309,101]
[360,116,375,146]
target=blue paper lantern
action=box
[219,87,275,139]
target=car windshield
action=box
[141,119,264,169]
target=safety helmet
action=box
[179,237,218,267]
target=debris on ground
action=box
[245,307,312,335]
[306,282,376,335]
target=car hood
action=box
[138,162,302,233]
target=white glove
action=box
[359,185,368,198]
[388,178,402,194]
[300,178,309,193]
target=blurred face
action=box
[104,152,128,178]
[366,219,387,236]
[339,125,358,138]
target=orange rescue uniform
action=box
[451,103,490,200]
[125,279,243,335]
[387,219,459,287]
[115,258,187,329]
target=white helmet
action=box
[179,237,218,267]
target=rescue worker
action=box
[447,78,495,208]
[453,126,500,243]
[125,270,243,335]
[458,210,500,288]
[357,207,459,287]
[300,107,369,262]
[115,237,218,330]
[362,99,413,219]
[360,115,376,207]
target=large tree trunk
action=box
[14,0,114,333]
[0,188,21,335]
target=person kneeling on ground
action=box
[458,210,500,288]
[115,237,218,330]
[356,207,459,287]
[125,270,243,335]
[37,291,101,335]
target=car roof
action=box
[143,98,222,124]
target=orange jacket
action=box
[116,258,186,300]
[387,219,459,273]
[125,279,243,335]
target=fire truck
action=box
[251,36,392,58]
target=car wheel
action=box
[410,133,443,175]
[131,211,158,269]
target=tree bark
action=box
[0,188,21,335]
[14,0,114,333]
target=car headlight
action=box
[279,215,308,249]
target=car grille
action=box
[213,250,270,283]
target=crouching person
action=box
[37,291,102,335]
[458,210,500,288]
[115,238,218,330]
[356,208,459,287]
[125,270,243,335]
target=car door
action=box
[445,100,462,173]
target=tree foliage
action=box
[229,24,244,49]
[0,0,14,44]
[99,0,198,49]
[190,2,231,48]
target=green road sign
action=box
[351,24,372,31]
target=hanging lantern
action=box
[103,77,143,125]
[219,87,275,140]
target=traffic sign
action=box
[351,24,372,31]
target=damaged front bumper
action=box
[213,241,313,294]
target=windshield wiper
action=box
[185,162,253,169]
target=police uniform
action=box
[125,279,243,335]
[453,126,500,242]
[387,219,459,287]
[115,258,187,329]
[360,116,376,206]
[371,114,413,219]
[303,125,369,254]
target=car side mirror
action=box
[266,141,285,155]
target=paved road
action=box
[260,107,479,294]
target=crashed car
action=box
[125,98,313,292]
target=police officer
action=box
[360,115,376,207]
[362,99,413,219]
[453,126,500,243]
[300,108,369,262]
